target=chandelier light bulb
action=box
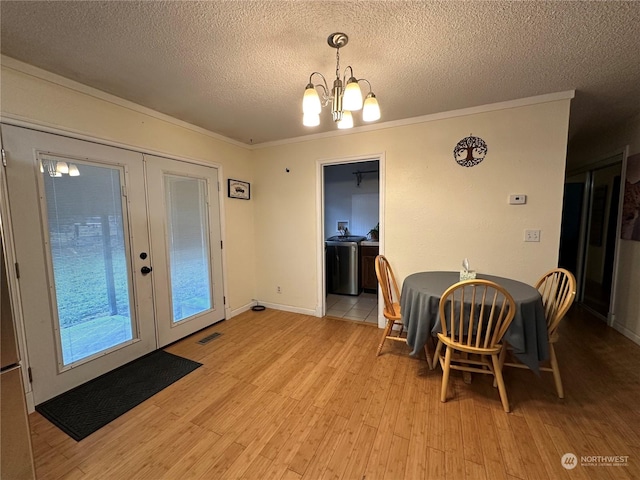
[68,164,80,176]
[303,113,320,127]
[337,111,354,129]
[343,78,363,111]
[56,161,69,174]
[362,93,381,122]
[302,85,322,115]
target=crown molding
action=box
[254,90,576,149]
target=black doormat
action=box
[35,350,202,441]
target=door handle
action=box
[141,266,152,275]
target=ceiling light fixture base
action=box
[327,33,348,49]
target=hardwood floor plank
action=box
[340,424,377,480]
[362,354,398,429]
[508,415,550,480]
[288,411,336,476]
[280,469,303,480]
[544,423,590,480]
[475,405,508,480]
[465,460,488,480]
[260,398,315,461]
[197,441,246,479]
[405,372,428,480]
[260,406,323,480]
[383,434,410,480]
[584,433,635,480]
[491,407,528,479]
[239,454,274,480]
[319,399,367,480]
[425,447,446,480]
[300,414,348,480]
[458,386,484,465]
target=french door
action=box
[144,154,224,347]
[1,125,224,404]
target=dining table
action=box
[401,271,549,373]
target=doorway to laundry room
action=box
[321,158,381,325]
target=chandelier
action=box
[40,158,80,177]
[302,33,380,129]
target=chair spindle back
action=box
[439,279,516,350]
[535,268,576,337]
[375,255,400,318]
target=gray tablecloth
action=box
[401,271,549,373]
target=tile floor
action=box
[325,292,379,324]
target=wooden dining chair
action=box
[374,255,434,368]
[499,268,576,398]
[374,255,404,353]
[437,279,516,412]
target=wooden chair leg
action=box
[491,354,510,413]
[493,346,507,388]
[423,337,435,370]
[549,343,564,399]
[376,318,394,356]
[434,339,443,366]
[440,346,452,403]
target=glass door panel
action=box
[41,158,136,366]
[164,175,212,322]
[145,154,225,347]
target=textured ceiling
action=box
[1,1,639,147]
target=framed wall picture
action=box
[228,179,250,200]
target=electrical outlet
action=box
[525,229,541,242]
[276,286,282,294]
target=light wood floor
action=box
[29,305,640,479]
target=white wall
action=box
[0,61,256,315]
[253,100,571,313]
[569,113,640,343]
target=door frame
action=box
[315,152,385,327]
[0,133,33,410]
[1,118,230,410]
[566,146,628,326]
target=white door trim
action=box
[315,152,386,327]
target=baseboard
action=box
[229,302,254,318]
[257,301,318,316]
[611,322,640,346]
